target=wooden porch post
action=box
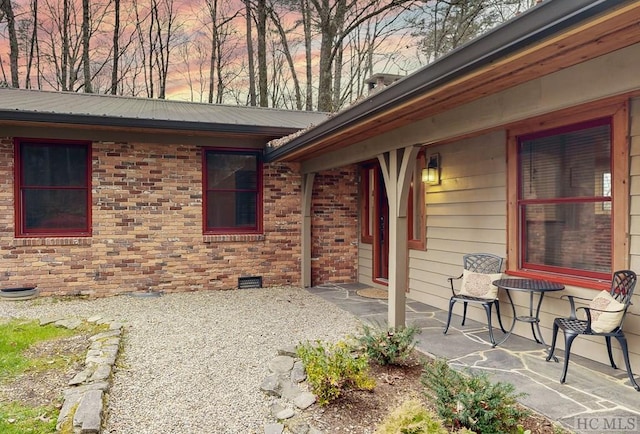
[377,145,421,328]
[301,172,315,287]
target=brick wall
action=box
[310,166,359,285]
[0,139,306,296]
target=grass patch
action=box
[0,320,76,381]
[0,318,103,433]
[0,402,58,434]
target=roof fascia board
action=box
[265,0,628,162]
[0,110,302,138]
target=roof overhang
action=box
[0,110,299,141]
[265,0,640,163]
[0,88,328,143]
[0,110,305,140]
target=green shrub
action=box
[296,339,375,405]
[356,323,421,366]
[421,358,529,434]
[374,398,448,434]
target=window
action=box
[517,119,612,280]
[203,148,262,234]
[15,139,91,237]
[408,151,426,249]
[359,164,377,243]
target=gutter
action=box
[0,110,304,138]
[264,0,630,162]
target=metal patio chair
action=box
[546,270,639,391]
[443,253,505,346]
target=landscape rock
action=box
[291,361,306,383]
[55,319,122,433]
[269,355,295,374]
[275,407,295,420]
[264,423,285,434]
[261,374,281,397]
[293,392,316,410]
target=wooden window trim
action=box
[408,151,426,250]
[14,138,92,238]
[360,163,378,244]
[506,100,629,289]
[202,148,263,235]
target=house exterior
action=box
[0,90,352,296]
[2,0,640,372]
[265,0,640,370]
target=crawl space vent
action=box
[238,276,263,289]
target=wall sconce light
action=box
[421,153,440,185]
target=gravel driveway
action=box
[0,286,360,433]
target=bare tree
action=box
[266,0,302,109]
[308,0,416,112]
[1,0,20,87]
[203,0,241,104]
[131,0,182,98]
[256,0,267,106]
[300,0,312,110]
[24,0,40,89]
[410,0,529,63]
[82,0,92,92]
[244,0,256,106]
[110,0,120,94]
[339,9,409,106]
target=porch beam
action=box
[301,172,315,287]
[377,145,421,328]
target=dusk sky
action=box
[0,1,528,107]
[0,0,424,107]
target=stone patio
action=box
[308,283,640,434]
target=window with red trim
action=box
[203,148,262,234]
[518,119,611,280]
[15,139,91,237]
[360,164,376,243]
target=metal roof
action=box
[264,0,633,162]
[0,88,328,136]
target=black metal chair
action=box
[546,270,639,391]
[443,253,505,346]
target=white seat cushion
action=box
[589,290,626,333]
[458,270,502,300]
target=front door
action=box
[373,167,389,283]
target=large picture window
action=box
[517,119,612,280]
[15,140,91,237]
[203,149,262,234]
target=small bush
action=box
[296,339,375,405]
[421,358,529,434]
[375,398,448,434]
[356,323,421,366]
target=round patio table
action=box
[492,278,564,348]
